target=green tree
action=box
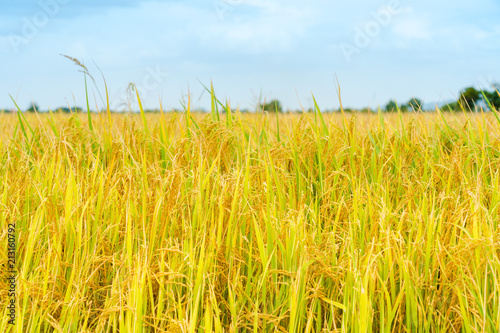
[458,87,481,110]
[384,100,398,112]
[57,107,71,113]
[442,102,458,112]
[56,106,83,113]
[27,103,39,112]
[407,98,423,111]
[481,84,500,110]
[260,99,282,113]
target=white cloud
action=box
[200,2,316,53]
[392,15,433,40]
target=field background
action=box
[1,110,500,332]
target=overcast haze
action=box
[1,0,499,111]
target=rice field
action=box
[1,104,500,332]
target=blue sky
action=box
[1,0,499,111]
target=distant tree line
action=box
[442,85,500,111]
[259,99,282,113]
[15,84,500,114]
[384,98,423,112]
[384,84,500,112]
[25,103,83,113]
